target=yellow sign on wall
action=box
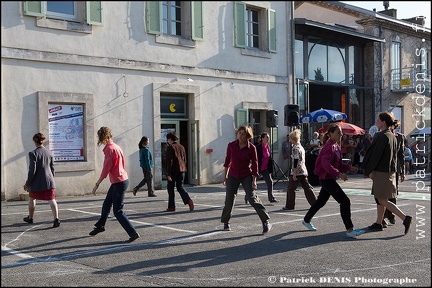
[400,78,411,86]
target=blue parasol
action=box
[300,108,347,124]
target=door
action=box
[297,79,310,142]
[189,120,200,185]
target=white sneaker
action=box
[302,220,317,231]
[346,228,365,238]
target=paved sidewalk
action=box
[1,173,431,287]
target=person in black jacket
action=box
[256,132,278,203]
[23,133,60,228]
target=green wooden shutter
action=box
[268,9,276,53]
[23,1,44,17]
[236,109,248,128]
[192,1,203,40]
[233,2,246,48]
[86,1,103,25]
[146,1,162,35]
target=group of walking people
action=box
[22,128,193,243]
[22,111,412,242]
[299,112,412,237]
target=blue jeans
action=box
[95,179,137,237]
[167,172,191,209]
[304,179,353,230]
[221,174,270,224]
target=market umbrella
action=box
[300,108,347,124]
[318,122,365,136]
[409,127,431,138]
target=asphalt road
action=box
[1,173,430,287]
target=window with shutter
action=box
[22,1,103,32]
[146,1,203,47]
[233,2,277,54]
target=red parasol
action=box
[318,122,365,136]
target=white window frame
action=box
[46,1,78,21]
[162,1,182,36]
[245,8,260,49]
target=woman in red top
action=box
[89,127,139,243]
[221,125,271,234]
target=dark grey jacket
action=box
[395,133,406,175]
[362,128,397,176]
[25,146,55,192]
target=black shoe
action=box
[126,233,140,243]
[244,196,248,204]
[403,216,412,235]
[23,216,33,224]
[270,199,279,203]
[148,194,157,197]
[89,226,105,236]
[282,206,294,211]
[262,221,272,234]
[188,199,194,211]
[382,219,388,228]
[132,187,138,196]
[388,216,396,225]
[53,218,60,228]
[368,223,383,231]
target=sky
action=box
[341,1,431,29]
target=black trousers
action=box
[304,179,354,230]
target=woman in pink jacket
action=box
[301,123,364,238]
[89,127,139,243]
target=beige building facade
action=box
[2,1,430,201]
[1,1,295,200]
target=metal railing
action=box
[391,67,431,95]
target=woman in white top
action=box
[283,129,317,210]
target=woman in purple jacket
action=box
[302,123,365,238]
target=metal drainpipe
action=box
[379,25,384,112]
[290,1,296,105]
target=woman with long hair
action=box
[89,127,140,243]
[302,123,365,238]
[132,136,156,197]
